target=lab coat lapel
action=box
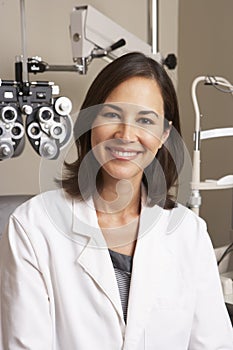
[77,241,124,322]
[124,205,177,347]
[72,197,124,323]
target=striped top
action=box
[109,249,133,323]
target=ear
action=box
[158,121,172,149]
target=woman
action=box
[0,52,232,349]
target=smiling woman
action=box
[91,78,169,189]
[1,52,233,350]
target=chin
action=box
[103,165,143,182]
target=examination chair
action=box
[0,195,33,238]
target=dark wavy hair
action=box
[61,52,184,209]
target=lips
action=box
[106,147,143,160]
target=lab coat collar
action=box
[77,242,125,327]
[72,196,125,323]
[123,205,190,347]
[72,185,142,236]
[72,195,110,249]
[124,209,174,347]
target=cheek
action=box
[91,127,113,165]
[91,127,104,148]
[91,125,115,147]
[141,131,163,154]
[91,130,102,163]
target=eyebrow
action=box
[102,104,123,112]
[138,110,159,119]
[102,103,160,118]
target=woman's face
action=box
[91,77,170,183]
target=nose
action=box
[114,122,138,142]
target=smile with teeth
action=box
[107,147,142,160]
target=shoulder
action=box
[11,189,73,230]
[13,189,66,213]
[167,203,207,233]
[162,203,211,251]
[160,205,217,275]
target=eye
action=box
[102,112,121,119]
[137,117,155,125]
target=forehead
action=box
[104,77,164,116]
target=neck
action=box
[94,173,142,255]
[94,173,142,217]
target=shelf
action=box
[191,180,233,190]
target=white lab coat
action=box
[0,189,232,350]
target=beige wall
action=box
[178,0,233,247]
